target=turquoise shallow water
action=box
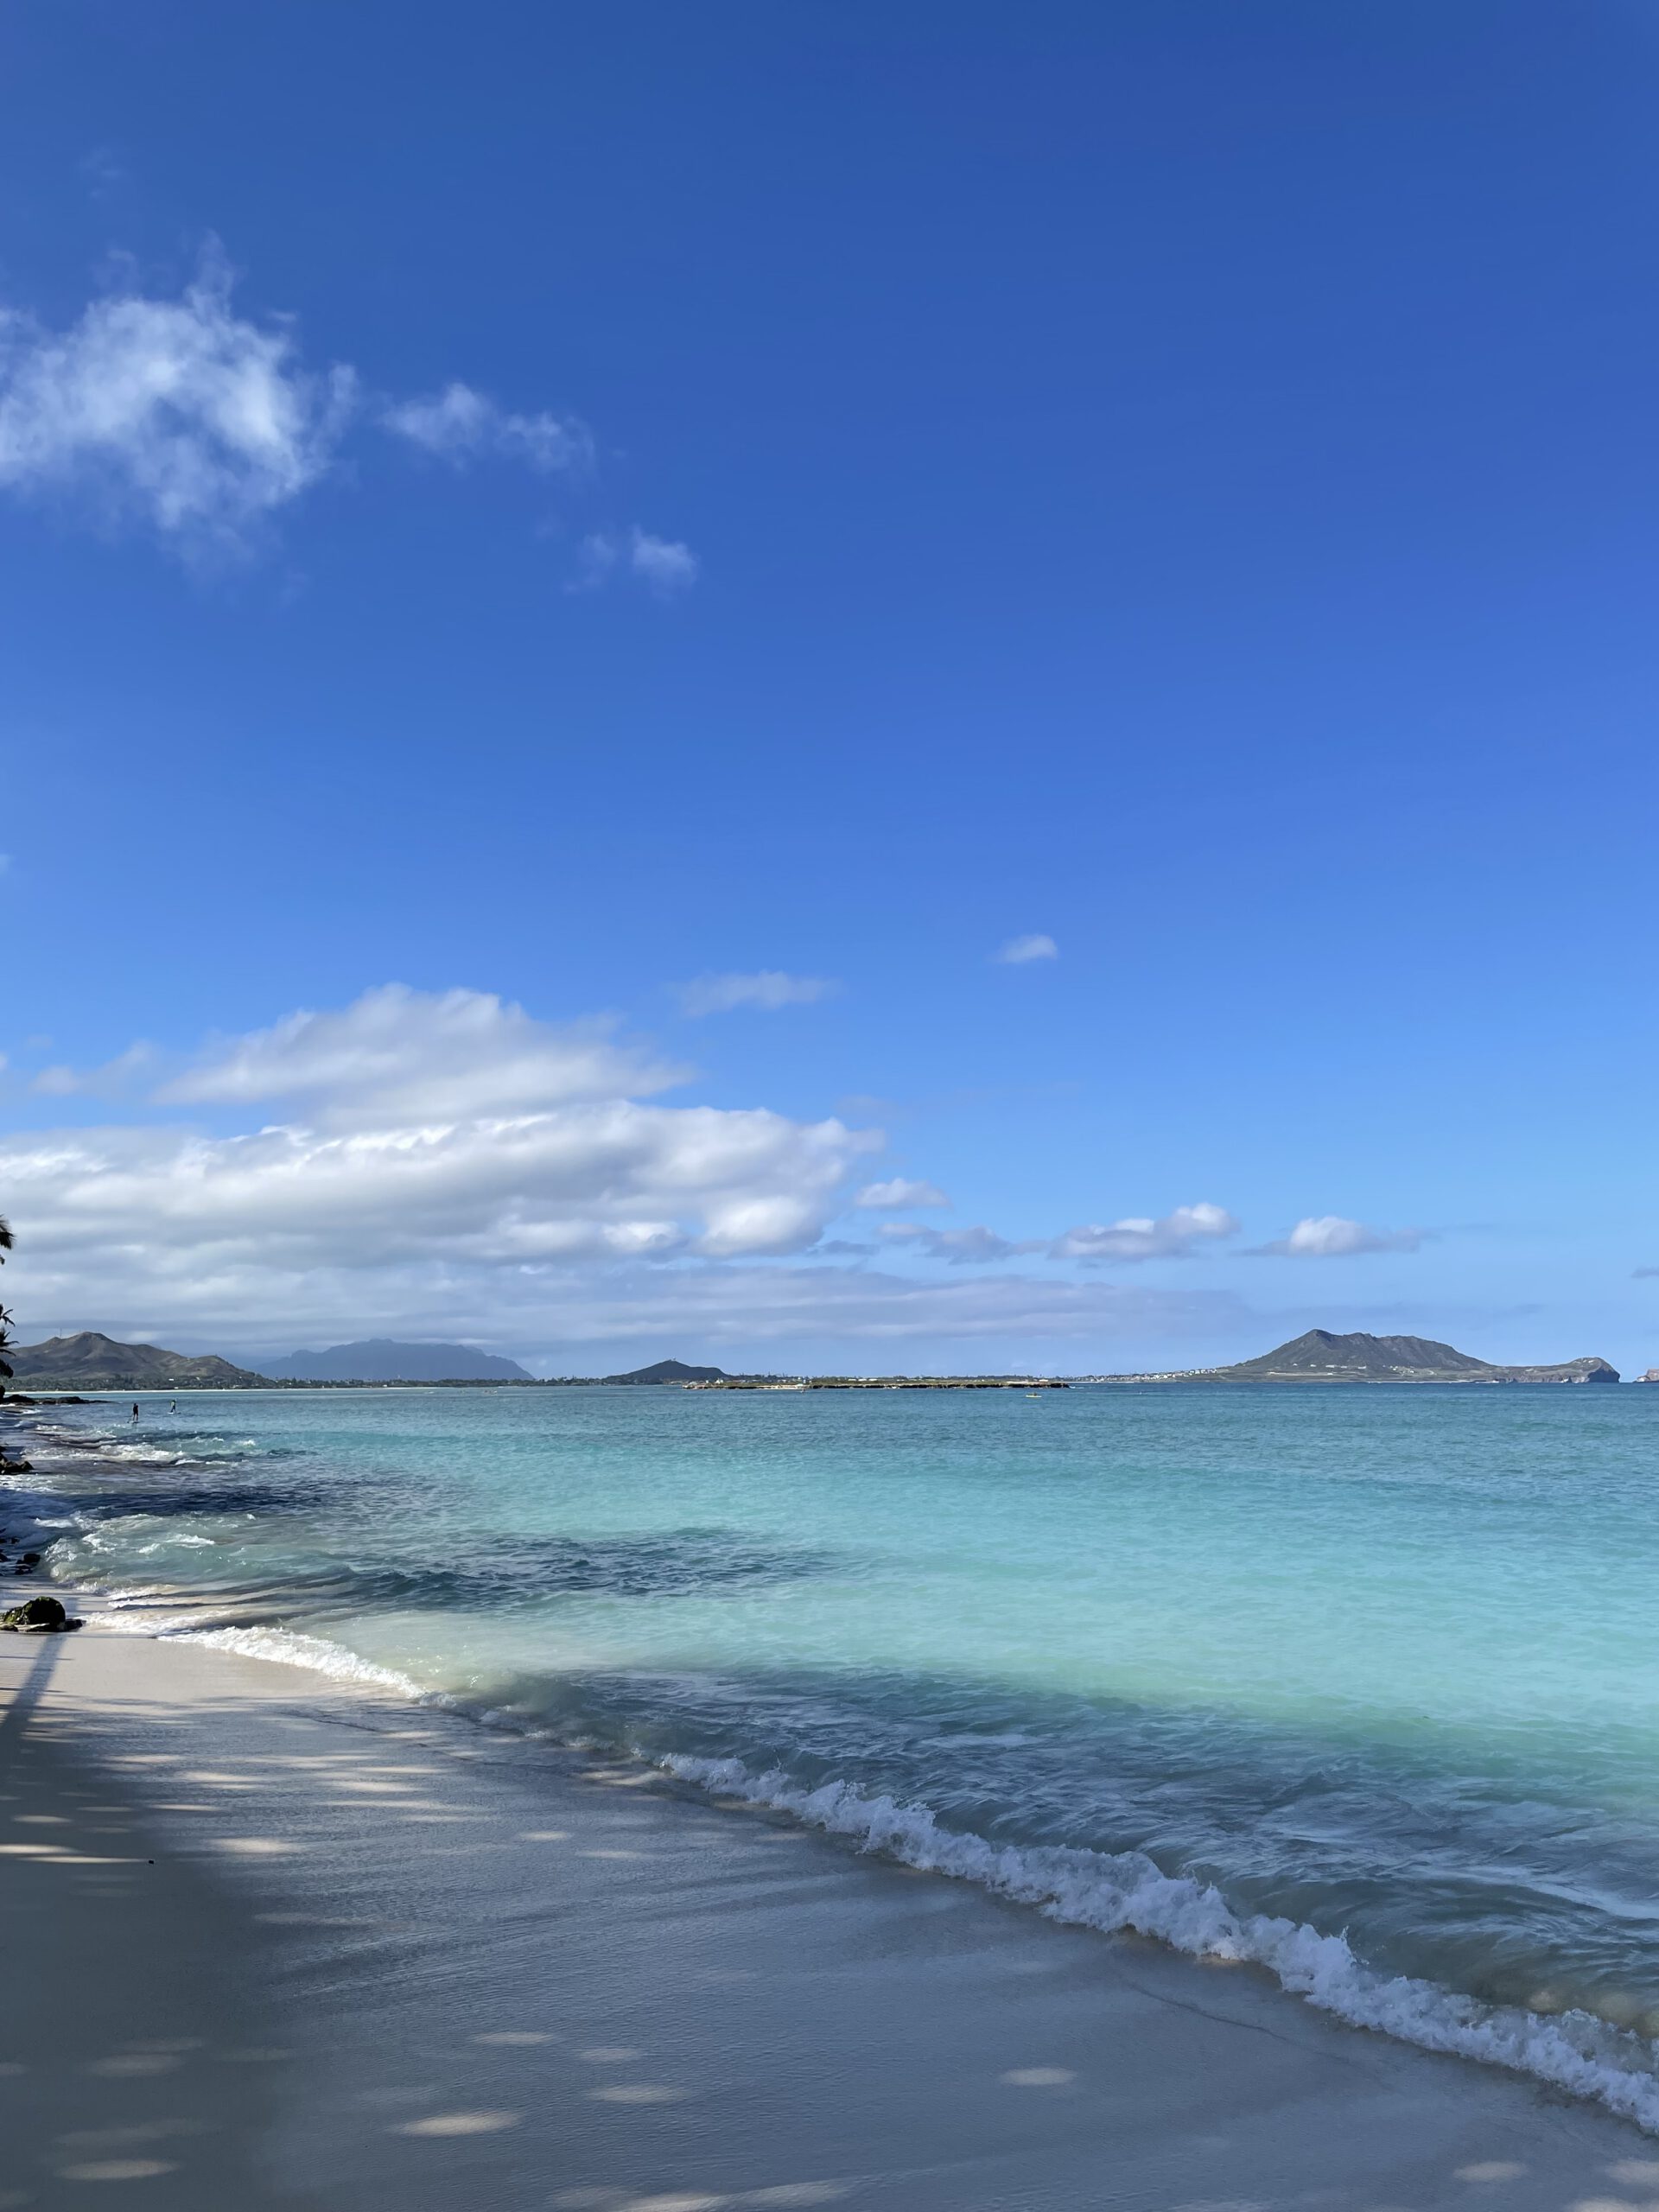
[12,1382,1659,2121]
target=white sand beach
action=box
[3,1607,1655,2211]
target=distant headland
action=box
[0,1327,1623,1390]
[5,1332,269,1390]
[1093,1329,1619,1386]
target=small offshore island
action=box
[1096,1328,1620,1386]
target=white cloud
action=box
[995,933,1058,965]
[380,381,590,474]
[0,987,1288,1368]
[1051,1203,1239,1263]
[156,984,684,1128]
[1253,1216,1423,1258]
[580,525,699,594]
[0,247,355,553]
[879,1223,1041,1266]
[677,971,836,1017]
[855,1178,950,1211]
[0,988,882,1338]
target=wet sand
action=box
[3,1614,1656,2210]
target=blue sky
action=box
[3,0,1657,1374]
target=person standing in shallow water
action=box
[130,1403,139,1422]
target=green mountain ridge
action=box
[7,1332,270,1389]
[1,1334,735,1389]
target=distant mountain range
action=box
[1111,1329,1619,1385]
[3,1328,1622,1393]
[4,1332,532,1387]
[6,1332,267,1389]
[258,1340,532,1382]
[2,1333,725,1389]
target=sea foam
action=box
[658,1751,1659,2134]
[166,1619,427,1697]
[72,1582,1659,2134]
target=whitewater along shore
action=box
[0,1608,1653,2211]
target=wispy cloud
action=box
[1249,1216,1423,1258]
[29,1042,156,1098]
[1051,1203,1239,1262]
[1632,1267,1659,1280]
[0,249,690,575]
[677,971,837,1016]
[879,1223,1042,1266]
[79,147,129,202]
[14,1248,1259,1370]
[0,245,354,555]
[867,1198,1244,1267]
[995,933,1058,965]
[855,1178,950,1210]
[380,381,590,474]
[580,525,699,595]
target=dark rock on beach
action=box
[1,1595,80,1632]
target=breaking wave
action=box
[164,1619,426,1697]
[658,1751,1659,2134]
[85,1585,1659,2138]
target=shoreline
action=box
[7,1608,1659,2209]
[7,1397,1659,2204]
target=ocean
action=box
[11,1381,1659,2127]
